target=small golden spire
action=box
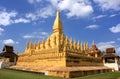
[29,41,33,49]
[82,43,84,51]
[26,41,29,49]
[70,38,73,49]
[37,40,40,49]
[33,41,37,49]
[65,36,68,45]
[92,40,95,45]
[85,42,88,50]
[73,39,77,49]
[41,40,45,49]
[84,43,86,50]
[77,41,80,50]
[47,38,51,47]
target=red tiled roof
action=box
[106,48,115,53]
[103,53,119,58]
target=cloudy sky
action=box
[0,0,120,55]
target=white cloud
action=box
[0,27,4,35]
[48,0,59,7]
[92,15,106,20]
[93,0,120,11]
[58,0,93,18]
[23,31,50,39]
[86,25,99,29]
[41,32,49,36]
[26,5,55,20]
[15,41,19,44]
[26,0,94,19]
[117,38,120,41]
[26,0,55,20]
[27,0,41,4]
[97,41,115,51]
[28,0,34,4]
[14,18,30,23]
[38,6,55,18]
[109,23,120,33]
[3,39,19,44]
[110,14,117,17]
[26,13,37,21]
[0,8,32,26]
[23,35,34,39]
[116,47,120,55]
[0,9,17,26]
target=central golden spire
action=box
[92,40,95,45]
[53,10,63,33]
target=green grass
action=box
[0,69,120,79]
[75,72,120,79]
[0,69,64,79]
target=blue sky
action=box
[0,0,120,55]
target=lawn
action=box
[0,69,120,79]
[0,69,64,79]
[76,72,120,79]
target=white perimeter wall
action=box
[0,62,15,69]
[104,63,119,71]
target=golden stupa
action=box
[9,10,111,78]
[17,10,92,67]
